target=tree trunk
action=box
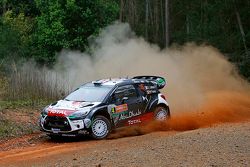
[161,0,165,45]
[235,11,248,57]
[145,0,149,40]
[186,3,190,39]
[2,0,6,14]
[165,0,169,47]
[119,0,124,21]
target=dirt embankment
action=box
[0,108,40,140]
[0,122,249,167]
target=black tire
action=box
[91,115,111,140]
[154,106,170,121]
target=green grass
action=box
[0,119,38,140]
[0,100,44,140]
[0,99,53,110]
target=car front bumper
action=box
[39,115,92,135]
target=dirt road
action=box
[0,122,249,167]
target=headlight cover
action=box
[68,110,89,119]
[41,107,48,118]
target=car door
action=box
[110,85,144,127]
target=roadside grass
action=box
[5,65,71,104]
[0,100,53,140]
[0,99,53,110]
[0,66,72,140]
[0,119,38,140]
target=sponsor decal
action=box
[119,110,142,120]
[145,85,157,89]
[72,120,83,124]
[146,90,157,94]
[111,107,115,113]
[48,109,75,117]
[115,104,128,113]
[128,119,141,125]
[51,128,60,133]
[126,112,154,126]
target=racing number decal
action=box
[114,104,128,113]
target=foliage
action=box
[0,74,8,98]
[0,0,39,16]
[0,10,35,69]
[33,0,119,64]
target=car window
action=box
[65,85,113,102]
[112,85,137,104]
[116,85,137,97]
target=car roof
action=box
[89,78,154,87]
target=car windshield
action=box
[65,85,113,102]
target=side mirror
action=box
[122,97,128,104]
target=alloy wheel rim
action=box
[155,109,167,121]
[92,120,108,137]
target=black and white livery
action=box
[39,76,170,139]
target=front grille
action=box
[44,116,71,131]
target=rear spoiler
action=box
[132,76,166,89]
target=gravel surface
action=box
[1,122,249,167]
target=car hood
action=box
[47,100,101,117]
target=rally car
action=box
[39,76,170,139]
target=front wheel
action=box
[154,106,170,121]
[91,115,111,139]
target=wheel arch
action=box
[92,109,111,120]
[89,109,115,128]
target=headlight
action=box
[68,110,89,119]
[41,107,49,118]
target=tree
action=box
[120,0,166,47]
[165,0,169,46]
[34,0,119,64]
[0,10,34,67]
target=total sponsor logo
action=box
[126,112,154,126]
[128,119,141,125]
[48,108,76,117]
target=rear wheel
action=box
[154,106,170,121]
[91,115,111,139]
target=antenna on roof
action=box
[109,77,111,81]
[126,75,129,79]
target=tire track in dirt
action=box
[0,137,99,165]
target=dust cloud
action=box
[54,22,250,136]
[108,91,250,138]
